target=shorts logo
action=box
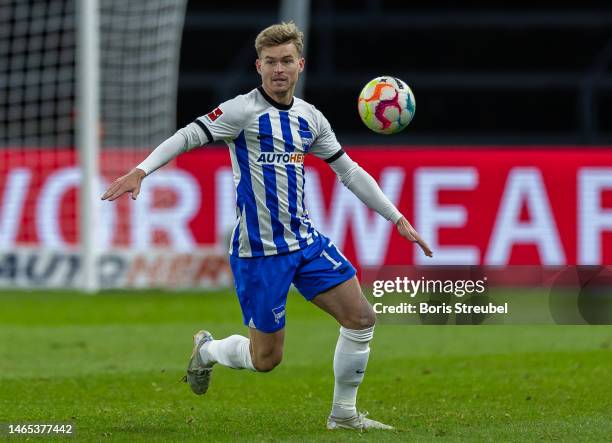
[205,107,223,123]
[272,304,286,324]
[257,152,305,164]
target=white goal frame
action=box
[77,0,100,293]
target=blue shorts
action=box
[229,232,356,333]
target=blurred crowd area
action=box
[179,0,612,144]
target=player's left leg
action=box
[293,234,392,430]
[311,277,392,430]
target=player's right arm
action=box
[101,95,248,201]
[100,129,198,201]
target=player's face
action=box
[256,43,304,100]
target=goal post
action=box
[279,0,311,99]
[77,0,100,293]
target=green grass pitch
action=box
[1,290,611,442]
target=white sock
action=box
[331,326,374,419]
[201,335,255,371]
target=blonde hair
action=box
[255,22,304,57]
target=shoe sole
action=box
[327,415,394,431]
[186,330,213,395]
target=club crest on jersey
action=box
[257,152,305,164]
[298,130,313,152]
[205,107,223,123]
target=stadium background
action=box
[3,0,612,289]
[1,2,612,441]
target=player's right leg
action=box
[186,327,285,395]
[248,327,285,372]
[185,251,296,395]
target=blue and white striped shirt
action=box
[194,87,343,257]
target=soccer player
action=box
[102,22,433,430]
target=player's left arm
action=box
[310,108,433,257]
[326,151,433,257]
[310,108,432,257]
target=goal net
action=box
[0,0,198,290]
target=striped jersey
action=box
[194,87,343,258]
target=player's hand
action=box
[101,168,146,201]
[396,216,433,257]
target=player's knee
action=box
[251,345,283,372]
[340,304,376,330]
[358,307,377,329]
[252,353,282,372]
[364,306,377,328]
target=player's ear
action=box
[255,58,262,74]
[298,57,305,73]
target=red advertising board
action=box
[1,147,612,266]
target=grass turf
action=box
[0,290,611,442]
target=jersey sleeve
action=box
[309,109,344,162]
[193,94,249,143]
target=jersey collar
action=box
[257,86,294,110]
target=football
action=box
[357,76,416,134]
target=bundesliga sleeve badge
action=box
[205,107,223,123]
